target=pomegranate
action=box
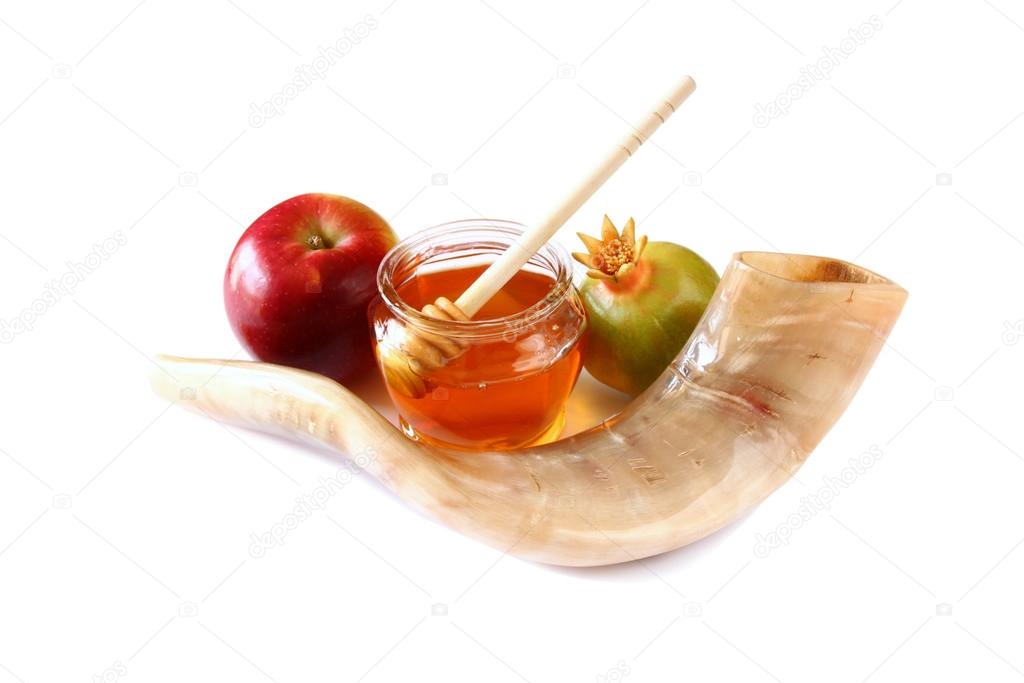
[573,216,719,395]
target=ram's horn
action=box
[150,252,906,566]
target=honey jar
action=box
[370,220,588,450]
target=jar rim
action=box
[376,219,574,339]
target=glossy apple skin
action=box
[224,193,397,383]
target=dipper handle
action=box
[454,75,697,317]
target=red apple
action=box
[224,193,397,382]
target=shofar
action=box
[150,252,907,566]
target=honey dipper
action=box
[380,75,697,399]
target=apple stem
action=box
[307,234,325,250]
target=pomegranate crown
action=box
[573,215,648,281]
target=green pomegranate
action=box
[573,216,719,395]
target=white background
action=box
[1,0,1022,681]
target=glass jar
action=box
[370,220,588,450]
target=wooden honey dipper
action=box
[380,75,697,399]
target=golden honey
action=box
[370,221,587,450]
